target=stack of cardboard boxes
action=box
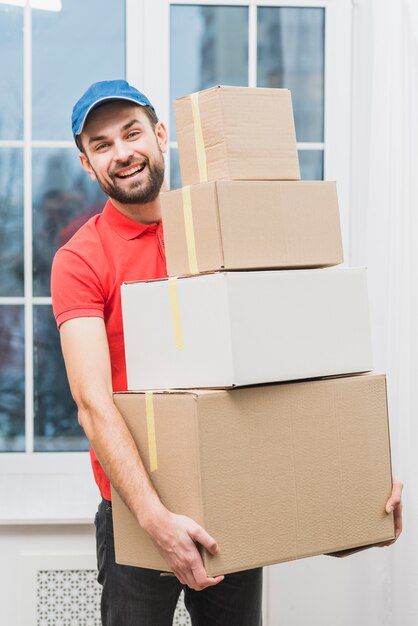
[112,86,395,576]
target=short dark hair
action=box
[76,103,159,154]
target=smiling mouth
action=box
[115,163,146,179]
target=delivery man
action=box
[51,80,403,626]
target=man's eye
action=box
[95,143,109,151]
[127,131,140,139]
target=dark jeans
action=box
[95,499,263,626]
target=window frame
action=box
[0,0,352,524]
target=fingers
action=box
[192,573,225,590]
[190,526,220,556]
[155,513,224,590]
[378,476,403,547]
[190,557,224,590]
[173,530,224,590]
[173,553,224,591]
[181,526,224,590]
[386,477,403,514]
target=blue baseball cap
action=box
[71,79,156,141]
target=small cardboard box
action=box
[122,269,373,390]
[174,85,300,185]
[111,375,395,576]
[161,180,343,276]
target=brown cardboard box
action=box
[111,375,394,576]
[174,85,300,185]
[161,180,343,276]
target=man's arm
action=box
[60,316,224,590]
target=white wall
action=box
[0,524,96,625]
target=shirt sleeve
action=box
[51,248,106,329]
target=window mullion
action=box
[126,0,144,90]
[23,0,34,454]
[248,3,257,87]
[298,142,325,150]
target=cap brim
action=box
[75,96,148,136]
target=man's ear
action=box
[155,121,168,154]
[79,152,97,181]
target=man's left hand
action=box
[379,476,403,546]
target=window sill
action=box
[0,452,99,524]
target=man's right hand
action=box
[145,508,224,590]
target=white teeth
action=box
[118,164,145,178]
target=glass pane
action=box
[32,0,125,140]
[299,150,324,180]
[32,148,106,297]
[0,5,23,140]
[257,7,325,142]
[170,147,182,191]
[170,5,248,139]
[0,306,25,452]
[0,149,24,296]
[34,305,87,452]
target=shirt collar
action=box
[102,199,161,240]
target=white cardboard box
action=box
[122,269,373,390]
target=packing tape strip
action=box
[190,92,208,183]
[168,277,184,351]
[182,186,199,274]
[145,392,158,473]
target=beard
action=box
[93,152,165,205]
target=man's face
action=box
[78,101,166,205]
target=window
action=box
[169,2,326,187]
[0,0,125,453]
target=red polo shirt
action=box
[51,199,167,500]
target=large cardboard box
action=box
[174,86,300,185]
[111,375,395,576]
[161,181,343,276]
[122,268,373,390]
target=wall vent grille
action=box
[37,570,101,626]
[36,570,190,625]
